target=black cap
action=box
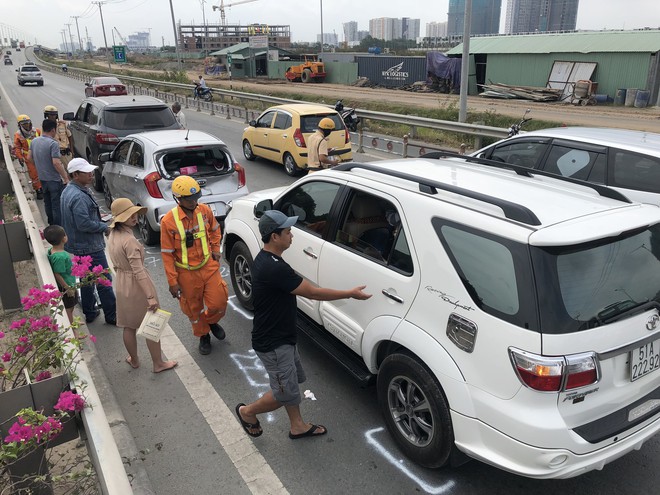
[259,210,298,237]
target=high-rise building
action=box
[343,21,358,43]
[369,17,421,41]
[448,0,502,36]
[505,0,579,34]
[317,32,339,46]
[427,21,449,39]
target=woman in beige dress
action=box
[107,198,177,373]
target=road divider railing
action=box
[35,54,510,155]
[0,115,134,494]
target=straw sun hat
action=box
[109,198,147,228]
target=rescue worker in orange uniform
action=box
[160,176,229,355]
[44,105,75,169]
[13,114,43,199]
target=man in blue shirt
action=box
[60,158,117,325]
[28,119,69,225]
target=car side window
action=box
[87,104,100,125]
[128,143,144,168]
[542,145,603,180]
[113,141,132,163]
[335,192,410,269]
[487,141,547,169]
[587,154,607,184]
[273,112,292,130]
[257,111,275,129]
[611,150,660,193]
[75,103,88,121]
[278,181,341,237]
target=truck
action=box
[19,41,25,49]
[285,56,326,83]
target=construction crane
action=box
[212,0,259,27]
[113,27,130,51]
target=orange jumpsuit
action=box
[13,128,42,191]
[161,203,229,337]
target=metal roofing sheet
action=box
[447,30,660,55]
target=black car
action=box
[63,96,182,191]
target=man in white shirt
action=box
[172,102,187,129]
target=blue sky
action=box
[1,0,658,49]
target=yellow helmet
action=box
[172,175,201,199]
[44,105,58,116]
[318,117,335,130]
[17,114,31,124]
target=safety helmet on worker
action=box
[318,117,335,130]
[17,114,32,128]
[44,105,59,118]
[172,175,202,201]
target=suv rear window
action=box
[157,146,232,179]
[300,114,345,133]
[21,66,39,72]
[104,107,176,130]
[532,223,660,333]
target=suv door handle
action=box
[382,289,404,304]
[302,248,318,259]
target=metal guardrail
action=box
[35,55,510,152]
[0,119,133,494]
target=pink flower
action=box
[0,331,4,339]
[54,391,86,412]
[92,265,105,275]
[97,277,112,287]
[1,352,10,362]
[89,335,97,343]
[35,371,52,382]
[10,318,27,330]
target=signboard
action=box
[248,35,268,49]
[112,45,126,63]
[227,55,233,65]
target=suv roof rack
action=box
[333,162,542,226]
[420,151,632,204]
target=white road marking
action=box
[229,349,275,422]
[228,294,254,320]
[365,428,456,494]
[0,80,20,116]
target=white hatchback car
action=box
[100,129,248,245]
[223,154,660,479]
[474,127,660,206]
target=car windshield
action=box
[300,113,345,133]
[104,107,176,130]
[156,146,233,179]
[531,223,660,333]
[21,66,39,72]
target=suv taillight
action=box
[234,163,246,188]
[96,133,119,145]
[345,128,350,144]
[144,171,163,198]
[293,128,306,147]
[509,348,599,392]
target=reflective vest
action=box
[171,207,210,271]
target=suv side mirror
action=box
[249,120,257,127]
[85,82,91,87]
[254,199,273,218]
[99,152,111,163]
[62,112,75,121]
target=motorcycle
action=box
[507,108,531,137]
[61,64,68,72]
[193,82,213,102]
[334,100,360,132]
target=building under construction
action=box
[178,24,291,52]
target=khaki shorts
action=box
[256,344,306,406]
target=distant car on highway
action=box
[100,130,248,245]
[16,64,43,86]
[84,76,128,97]
[63,95,181,191]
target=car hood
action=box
[238,186,287,204]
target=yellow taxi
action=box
[241,103,353,176]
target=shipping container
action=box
[356,56,427,87]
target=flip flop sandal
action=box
[235,403,263,438]
[289,424,327,440]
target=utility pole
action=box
[93,1,112,71]
[200,0,207,54]
[66,23,75,55]
[85,26,91,56]
[61,29,69,57]
[168,0,182,71]
[458,0,472,123]
[71,16,83,58]
[319,0,324,54]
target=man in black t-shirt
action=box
[235,210,371,440]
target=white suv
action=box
[222,154,660,479]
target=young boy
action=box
[44,225,78,324]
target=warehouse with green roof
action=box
[447,30,660,106]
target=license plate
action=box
[206,202,226,217]
[109,86,116,91]
[630,340,660,381]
